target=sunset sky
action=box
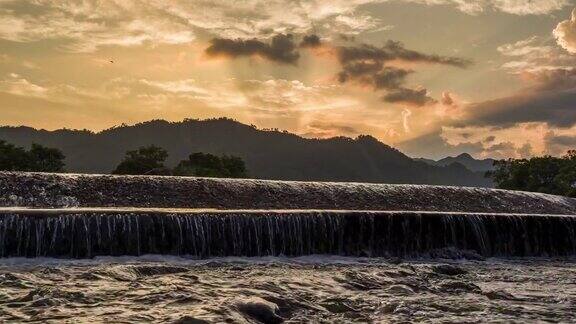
[1,1,576,159]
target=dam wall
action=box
[1,172,575,214]
[0,172,575,259]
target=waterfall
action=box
[0,210,575,259]
[1,173,576,259]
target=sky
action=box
[0,0,575,159]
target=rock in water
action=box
[431,264,468,276]
[236,297,284,323]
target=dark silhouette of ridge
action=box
[0,118,493,186]
[416,153,496,173]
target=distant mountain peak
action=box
[418,152,496,173]
[456,153,473,159]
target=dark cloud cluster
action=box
[205,34,301,64]
[528,68,576,91]
[338,65,413,89]
[299,34,321,48]
[483,135,496,143]
[338,42,470,68]
[462,68,576,128]
[383,88,435,106]
[205,34,470,107]
[336,41,470,106]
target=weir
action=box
[0,209,575,259]
[1,172,576,259]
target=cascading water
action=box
[0,210,575,259]
[1,172,576,259]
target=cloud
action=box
[463,90,576,128]
[460,68,576,128]
[0,1,197,52]
[383,88,436,106]
[109,77,249,108]
[554,8,576,54]
[203,33,469,106]
[401,108,412,132]
[497,36,576,73]
[483,141,517,159]
[299,34,322,48]
[1,1,565,54]
[339,65,412,88]
[337,41,471,68]
[483,135,496,143]
[0,1,567,54]
[336,41,469,106]
[524,68,576,91]
[139,79,211,95]
[397,123,562,159]
[301,121,360,138]
[397,130,484,159]
[0,0,390,52]
[410,0,569,15]
[238,79,357,113]
[0,73,47,98]
[479,21,576,132]
[545,132,576,155]
[441,92,456,106]
[205,34,300,64]
[517,143,534,158]
[373,68,414,90]
[490,0,569,15]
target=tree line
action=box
[0,140,247,178]
[487,150,576,198]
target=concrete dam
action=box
[0,172,575,259]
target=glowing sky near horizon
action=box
[0,0,576,159]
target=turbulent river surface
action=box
[0,256,574,323]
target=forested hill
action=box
[0,118,493,187]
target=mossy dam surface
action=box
[1,172,575,259]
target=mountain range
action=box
[0,118,493,187]
[416,153,496,173]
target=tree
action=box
[555,150,576,197]
[173,152,248,178]
[0,140,65,172]
[487,151,576,197]
[221,155,249,178]
[27,143,66,172]
[112,145,170,175]
[0,140,29,171]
